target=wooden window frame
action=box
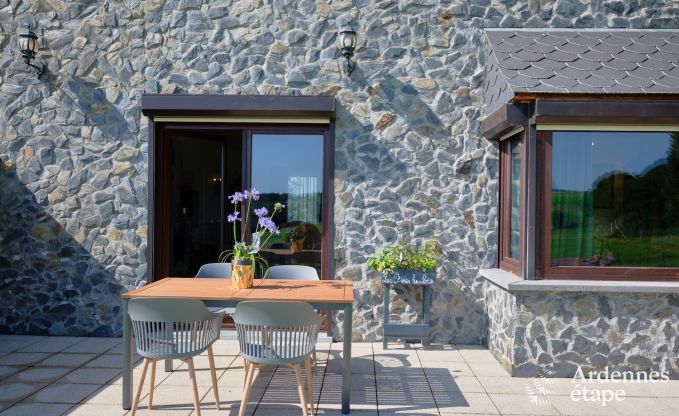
[537,130,679,281]
[150,122,334,284]
[498,133,524,276]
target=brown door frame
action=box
[148,122,334,284]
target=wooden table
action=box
[121,278,354,414]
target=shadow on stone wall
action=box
[334,71,489,344]
[0,164,123,336]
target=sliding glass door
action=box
[157,125,330,280]
[251,133,325,276]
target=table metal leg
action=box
[342,303,352,414]
[165,359,173,372]
[382,283,390,350]
[422,286,430,348]
[122,298,132,410]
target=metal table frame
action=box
[122,298,353,414]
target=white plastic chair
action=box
[195,262,235,315]
[266,265,321,371]
[128,298,223,416]
[234,301,321,416]
[265,265,320,280]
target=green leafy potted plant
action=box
[366,239,441,285]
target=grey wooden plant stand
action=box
[381,269,435,349]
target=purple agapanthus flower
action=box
[228,192,246,204]
[254,207,268,217]
[250,188,261,201]
[259,217,279,234]
[227,211,241,222]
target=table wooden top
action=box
[121,278,353,304]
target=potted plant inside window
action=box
[218,188,285,289]
[366,239,441,285]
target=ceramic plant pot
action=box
[231,259,254,289]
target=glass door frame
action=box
[150,122,334,283]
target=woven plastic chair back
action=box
[265,265,319,280]
[195,263,231,278]
[128,298,223,360]
[234,301,321,365]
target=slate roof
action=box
[483,29,679,115]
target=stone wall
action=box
[484,280,679,379]
[0,0,677,338]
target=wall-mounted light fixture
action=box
[338,26,357,76]
[18,25,45,78]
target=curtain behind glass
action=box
[551,133,593,266]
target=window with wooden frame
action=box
[499,133,523,275]
[537,129,679,281]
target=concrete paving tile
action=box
[611,379,679,398]
[478,375,544,394]
[216,368,272,388]
[67,338,121,354]
[321,371,375,392]
[59,368,122,384]
[0,337,46,353]
[547,395,624,415]
[208,341,241,356]
[0,353,50,366]
[20,338,85,353]
[0,402,72,416]
[317,387,378,411]
[427,373,485,394]
[0,342,39,355]
[422,362,476,378]
[313,411,377,416]
[134,383,213,410]
[25,383,101,404]
[436,392,500,415]
[326,357,374,374]
[160,366,226,387]
[63,404,128,416]
[658,397,679,413]
[206,385,263,409]
[466,361,511,377]
[0,384,46,403]
[41,353,97,367]
[416,346,465,362]
[10,367,71,383]
[85,354,141,369]
[0,367,22,380]
[373,354,420,369]
[489,393,559,415]
[610,396,677,416]
[456,347,497,363]
[84,384,141,405]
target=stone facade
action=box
[0,0,678,341]
[484,280,679,378]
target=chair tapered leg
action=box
[186,358,202,416]
[239,360,256,416]
[312,348,318,373]
[305,356,315,416]
[131,358,150,416]
[148,360,156,410]
[207,346,220,410]
[243,358,248,386]
[292,363,309,416]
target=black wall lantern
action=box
[338,26,357,76]
[18,25,45,77]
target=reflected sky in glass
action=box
[552,131,672,192]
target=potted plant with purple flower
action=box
[218,188,285,289]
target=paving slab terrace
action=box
[0,336,678,416]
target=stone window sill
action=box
[480,268,679,294]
